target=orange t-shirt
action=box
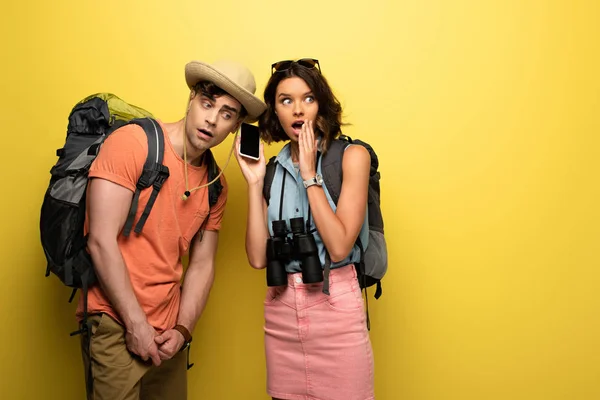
[76,120,228,333]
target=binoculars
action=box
[265,217,322,286]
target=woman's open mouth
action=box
[291,121,304,134]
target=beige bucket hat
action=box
[185,60,266,122]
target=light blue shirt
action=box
[267,143,369,273]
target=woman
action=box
[235,58,375,400]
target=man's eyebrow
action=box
[221,104,239,114]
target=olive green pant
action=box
[81,313,187,400]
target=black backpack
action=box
[263,135,388,301]
[40,93,223,335]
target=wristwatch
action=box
[303,174,324,189]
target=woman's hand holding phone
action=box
[235,135,266,187]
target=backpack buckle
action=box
[153,165,170,189]
[156,164,169,177]
[136,173,150,190]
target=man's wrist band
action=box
[173,324,192,351]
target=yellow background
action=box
[1,0,598,399]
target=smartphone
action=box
[239,122,261,160]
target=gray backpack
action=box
[264,135,388,300]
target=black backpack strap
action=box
[355,239,371,331]
[186,344,195,370]
[77,275,93,397]
[122,118,170,237]
[132,118,169,234]
[323,254,332,296]
[204,149,223,208]
[321,137,351,206]
[375,280,382,299]
[263,156,277,205]
[352,139,384,234]
[198,149,223,241]
[315,139,349,297]
[322,137,375,328]
[68,250,95,335]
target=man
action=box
[76,60,266,400]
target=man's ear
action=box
[231,120,243,134]
[186,91,196,113]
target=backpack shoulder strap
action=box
[352,138,384,233]
[136,117,165,169]
[203,149,223,209]
[263,156,277,206]
[321,136,352,205]
[196,149,225,241]
[122,117,170,236]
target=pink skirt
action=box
[264,264,375,400]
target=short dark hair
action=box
[259,64,344,152]
[192,80,247,120]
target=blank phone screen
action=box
[240,123,260,159]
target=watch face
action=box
[305,174,323,188]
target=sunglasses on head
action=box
[271,58,321,75]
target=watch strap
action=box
[303,174,322,188]
[173,324,192,350]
